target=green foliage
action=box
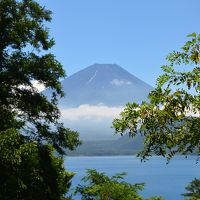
[0,0,81,154]
[0,128,74,200]
[182,178,200,200]
[113,33,200,161]
[0,0,81,199]
[75,169,163,200]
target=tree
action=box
[75,169,163,200]
[0,0,81,199]
[182,178,200,200]
[113,33,199,161]
[0,0,80,154]
[0,128,74,200]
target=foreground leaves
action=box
[0,129,74,200]
[0,0,81,154]
[75,169,163,200]
[182,178,200,200]
[113,33,200,161]
[0,0,80,199]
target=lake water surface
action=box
[65,156,199,200]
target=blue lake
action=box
[65,156,200,200]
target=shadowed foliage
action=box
[182,178,200,200]
[0,129,74,200]
[0,0,81,199]
[75,169,163,200]
[0,0,81,154]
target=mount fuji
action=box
[50,63,153,108]
[43,64,153,152]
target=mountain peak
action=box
[88,63,120,69]
[82,63,129,74]
[43,63,153,140]
[57,64,153,107]
[44,64,153,107]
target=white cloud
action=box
[110,79,132,86]
[32,80,45,92]
[61,104,123,121]
[18,80,45,92]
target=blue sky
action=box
[38,0,200,86]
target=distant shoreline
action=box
[66,154,198,158]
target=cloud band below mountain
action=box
[61,104,123,121]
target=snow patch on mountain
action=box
[87,70,98,84]
[110,79,132,86]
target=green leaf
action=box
[198,34,200,41]
[187,32,197,37]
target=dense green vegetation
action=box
[0,129,74,200]
[0,0,80,199]
[182,178,200,200]
[75,169,163,200]
[113,33,200,161]
[113,33,200,199]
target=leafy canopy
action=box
[182,178,200,200]
[75,169,163,200]
[113,33,200,160]
[0,0,80,199]
[0,0,81,154]
[0,128,74,200]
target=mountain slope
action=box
[44,64,153,108]
[43,64,152,143]
[67,135,143,156]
